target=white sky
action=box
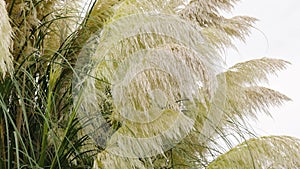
[226,0,300,138]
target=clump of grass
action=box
[0,0,99,168]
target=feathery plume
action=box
[0,0,13,77]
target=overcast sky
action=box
[226,0,300,138]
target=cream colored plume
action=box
[0,0,13,77]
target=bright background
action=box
[226,0,300,138]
